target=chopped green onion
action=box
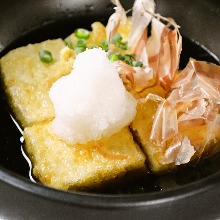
[64,38,73,49]
[123,58,132,65]
[109,53,123,62]
[117,41,128,50]
[76,39,87,48]
[123,54,135,65]
[100,39,109,52]
[108,52,143,67]
[75,28,90,39]
[124,54,135,60]
[74,47,86,54]
[39,50,53,63]
[111,33,122,44]
[132,61,143,67]
[111,33,128,50]
[73,39,87,54]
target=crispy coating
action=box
[0,39,74,127]
[1,23,148,190]
[131,99,220,173]
[24,124,147,190]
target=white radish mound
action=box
[49,48,137,144]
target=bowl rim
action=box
[0,0,219,209]
[0,165,220,208]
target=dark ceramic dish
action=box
[0,0,220,219]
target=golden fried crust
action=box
[131,100,220,174]
[130,100,174,173]
[24,123,147,190]
[0,39,74,127]
[1,23,149,191]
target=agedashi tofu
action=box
[1,0,220,192]
[131,98,220,174]
[0,21,149,191]
[0,22,107,128]
[0,39,74,127]
[130,100,173,173]
[24,124,147,190]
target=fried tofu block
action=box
[24,123,147,190]
[0,39,74,127]
[1,24,148,191]
[87,22,107,48]
[131,100,220,173]
[65,22,107,50]
[130,100,172,173]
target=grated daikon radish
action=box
[49,48,137,144]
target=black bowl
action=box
[0,0,220,219]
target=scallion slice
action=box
[76,39,87,48]
[109,53,123,62]
[108,52,143,67]
[111,33,122,44]
[74,47,86,54]
[132,61,143,67]
[111,33,128,50]
[118,41,128,50]
[64,38,73,49]
[100,39,109,52]
[75,28,90,39]
[39,50,53,63]
[123,54,135,65]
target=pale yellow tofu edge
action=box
[24,122,147,190]
[0,39,74,127]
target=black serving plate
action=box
[0,0,220,219]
